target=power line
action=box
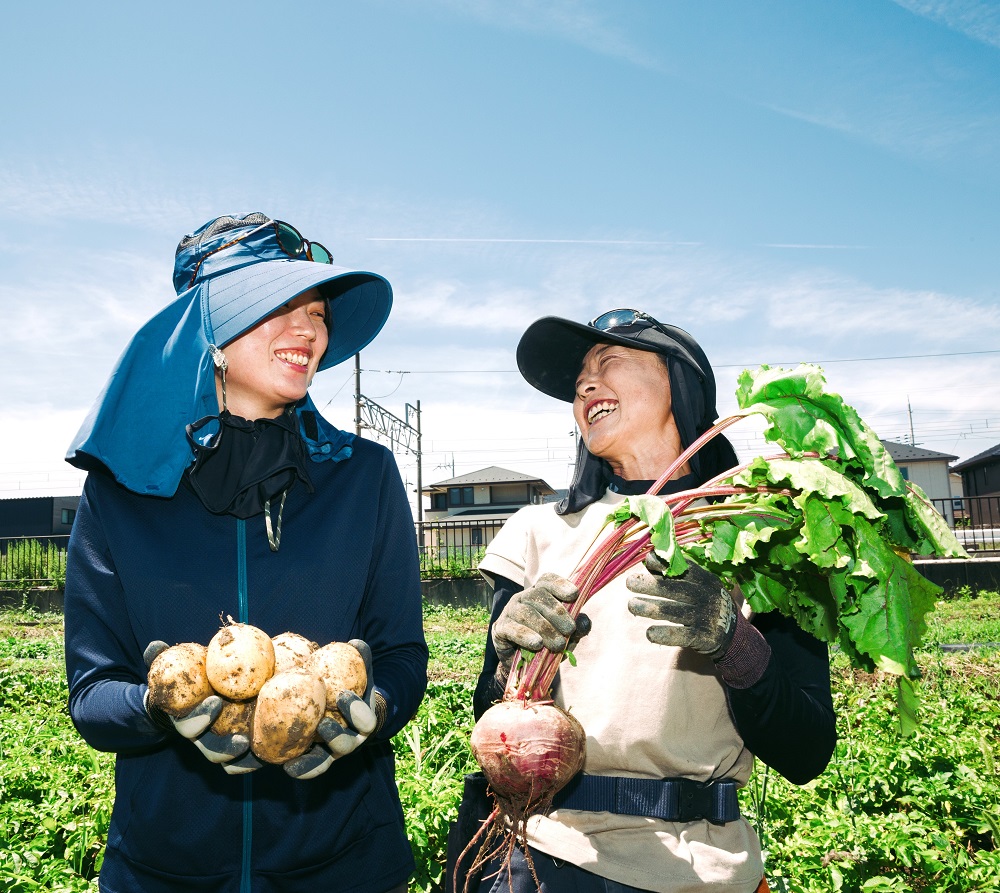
[359,348,1000,375]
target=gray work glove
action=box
[284,639,381,781]
[491,572,586,671]
[143,640,252,767]
[625,555,738,660]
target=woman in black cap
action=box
[452,309,836,893]
[63,214,427,893]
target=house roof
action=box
[436,507,527,521]
[424,465,555,494]
[880,440,958,463]
[951,442,1000,473]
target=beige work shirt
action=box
[479,491,763,893]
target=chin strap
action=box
[209,344,228,411]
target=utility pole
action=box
[908,396,915,445]
[406,401,423,528]
[354,353,362,436]
[351,355,423,525]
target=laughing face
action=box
[218,288,329,419]
[573,342,690,480]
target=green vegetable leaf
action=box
[898,480,969,559]
[735,364,906,500]
[622,495,688,575]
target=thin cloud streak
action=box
[760,243,869,250]
[369,238,701,245]
[428,0,662,71]
[892,0,1000,50]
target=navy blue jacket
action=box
[64,436,428,893]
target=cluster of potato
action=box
[146,621,367,764]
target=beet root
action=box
[459,699,586,893]
[470,700,585,810]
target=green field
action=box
[2,594,999,892]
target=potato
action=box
[308,642,367,727]
[251,669,326,764]
[272,632,318,674]
[210,697,255,737]
[206,622,275,700]
[146,642,214,717]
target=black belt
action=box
[551,774,741,825]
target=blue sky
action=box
[2,0,999,509]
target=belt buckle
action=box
[677,778,722,825]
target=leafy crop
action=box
[0,616,113,891]
[2,600,999,892]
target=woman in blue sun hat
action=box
[63,213,428,893]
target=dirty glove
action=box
[284,639,381,780]
[492,573,585,671]
[625,556,738,660]
[143,640,252,767]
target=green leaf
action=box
[622,495,688,575]
[898,480,969,559]
[896,675,919,737]
[837,517,939,679]
[735,364,906,500]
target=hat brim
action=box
[516,316,707,403]
[205,259,392,370]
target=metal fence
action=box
[4,496,995,590]
[415,519,507,577]
[931,495,1000,554]
[0,535,70,589]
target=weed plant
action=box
[0,541,67,592]
[2,596,999,892]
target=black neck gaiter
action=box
[184,410,314,518]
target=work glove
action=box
[491,572,587,671]
[625,555,738,661]
[142,640,252,767]
[284,639,381,781]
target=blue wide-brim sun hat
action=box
[67,213,393,497]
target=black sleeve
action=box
[727,611,837,784]
[472,575,522,721]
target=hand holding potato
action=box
[283,639,378,780]
[143,640,252,766]
[145,626,378,779]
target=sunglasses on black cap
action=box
[188,219,333,288]
[589,308,672,337]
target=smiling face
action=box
[217,288,329,420]
[573,342,691,480]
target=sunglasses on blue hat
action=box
[589,308,673,337]
[188,218,333,288]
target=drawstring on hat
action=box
[209,345,228,411]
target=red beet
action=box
[457,699,586,893]
[471,700,586,808]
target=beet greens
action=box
[506,364,968,733]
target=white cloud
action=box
[891,0,1000,50]
[428,0,662,71]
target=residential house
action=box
[951,443,1000,528]
[880,441,958,520]
[0,495,80,540]
[419,466,556,568]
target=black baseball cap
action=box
[516,309,714,405]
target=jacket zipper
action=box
[238,518,252,893]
